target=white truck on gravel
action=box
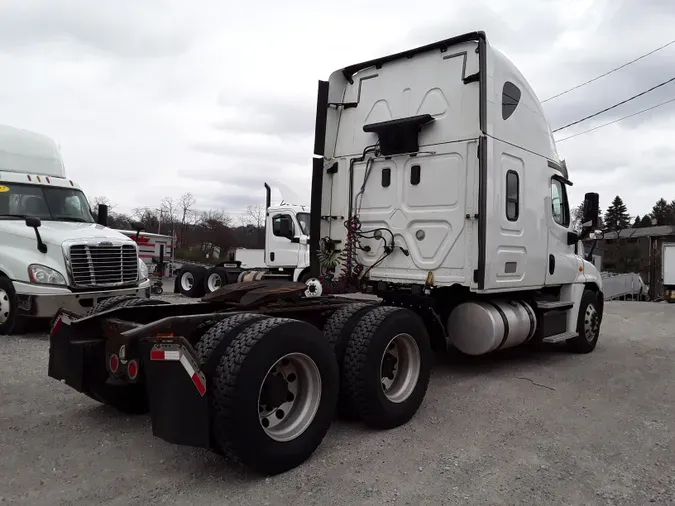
[0,125,151,334]
[177,183,312,297]
[48,31,605,476]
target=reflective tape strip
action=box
[150,349,180,361]
[180,354,206,396]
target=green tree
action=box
[604,195,631,232]
[650,198,675,226]
[640,215,654,227]
[633,215,641,228]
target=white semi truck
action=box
[0,125,151,334]
[49,31,604,475]
[177,184,312,296]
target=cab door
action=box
[266,212,299,268]
[545,176,580,285]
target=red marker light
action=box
[127,359,139,380]
[109,354,119,373]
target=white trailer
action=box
[662,242,675,302]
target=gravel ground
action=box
[1,300,673,506]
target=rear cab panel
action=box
[320,37,482,287]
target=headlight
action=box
[138,258,149,281]
[28,264,67,285]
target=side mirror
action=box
[279,215,294,240]
[25,217,47,253]
[97,204,109,226]
[581,192,600,229]
[590,230,604,240]
[25,216,42,229]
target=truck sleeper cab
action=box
[311,30,604,355]
[48,31,603,476]
[0,125,151,335]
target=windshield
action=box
[0,182,94,223]
[296,212,310,235]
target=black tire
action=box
[178,266,207,298]
[211,317,339,475]
[194,313,268,367]
[0,277,25,335]
[204,267,230,294]
[85,295,137,317]
[343,306,432,430]
[567,290,602,353]
[323,303,376,418]
[298,270,311,283]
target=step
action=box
[536,300,574,311]
[542,331,577,344]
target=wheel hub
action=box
[257,353,322,442]
[0,288,10,324]
[584,304,599,342]
[379,333,421,404]
[260,372,290,409]
[181,272,194,291]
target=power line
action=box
[551,75,675,133]
[556,96,675,142]
[541,38,675,103]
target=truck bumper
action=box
[14,279,152,318]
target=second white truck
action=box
[0,125,151,335]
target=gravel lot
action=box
[1,300,673,506]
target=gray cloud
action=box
[0,0,194,58]
[214,95,316,139]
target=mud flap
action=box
[139,339,212,450]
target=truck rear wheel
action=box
[210,318,339,475]
[567,290,602,354]
[84,295,136,316]
[342,306,432,429]
[179,266,206,298]
[204,267,230,294]
[323,303,375,418]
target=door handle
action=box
[270,252,275,262]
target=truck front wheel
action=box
[567,290,602,353]
[0,277,25,335]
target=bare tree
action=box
[178,192,196,248]
[240,204,265,228]
[90,195,117,214]
[160,196,178,237]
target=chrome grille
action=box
[68,243,138,287]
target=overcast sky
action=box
[0,0,673,221]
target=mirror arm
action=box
[585,238,597,262]
[34,228,47,253]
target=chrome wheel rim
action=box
[258,353,322,442]
[584,304,600,342]
[180,272,194,291]
[380,333,421,403]
[207,273,222,292]
[0,288,10,324]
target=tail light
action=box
[109,354,120,373]
[127,359,139,380]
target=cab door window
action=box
[551,178,570,227]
